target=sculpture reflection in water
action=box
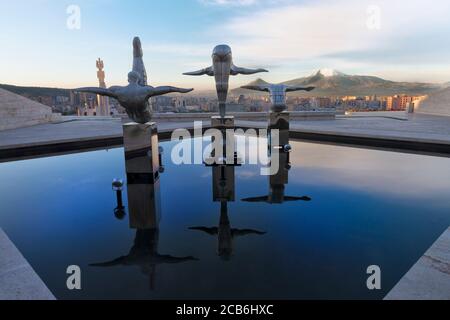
[190,146,266,260]
[242,129,311,204]
[112,179,126,220]
[90,139,197,290]
[241,81,313,205]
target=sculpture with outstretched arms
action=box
[241,83,315,112]
[76,37,193,124]
[242,193,311,204]
[242,151,312,204]
[90,229,197,290]
[183,44,268,117]
[189,202,266,260]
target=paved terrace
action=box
[0,228,55,300]
[1,112,450,161]
[385,227,450,300]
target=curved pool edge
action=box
[0,228,55,300]
[2,121,450,163]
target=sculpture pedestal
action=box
[123,122,160,184]
[206,116,240,166]
[268,112,290,150]
[211,115,235,129]
[128,180,161,230]
[123,122,161,229]
[212,165,235,202]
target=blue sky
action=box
[1,0,450,90]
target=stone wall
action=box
[415,87,450,117]
[0,88,61,131]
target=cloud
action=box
[201,0,450,81]
[289,141,450,199]
[199,0,258,6]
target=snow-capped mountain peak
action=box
[316,68,345,77]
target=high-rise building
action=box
[311,97,332,109]
[400,96,413,109]
[386,95,402,111]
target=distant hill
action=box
[0,84,71,97]
[234,69,442,97]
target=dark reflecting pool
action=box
[1,137,450,300]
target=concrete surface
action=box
[1,113,450,149]
[0,118,196,150]
[1,113,450,162]
[416,87,450,117]
[0,88,61,131]
[0,228,55,300]
[238,113,450,146]
[385,227,450,300]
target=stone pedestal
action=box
[270,151,289,187]
[211,115,235,129]
[268,112,290,148]
[206,116,239,165]
[123,122,162,230]
[128,180,161,230]
[123,122,160,183]
[212,165,235,202]
[208,116,237,202]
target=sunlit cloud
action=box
[145,0,450,84]
[198,0,450,82]
[199,0,258,6]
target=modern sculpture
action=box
[189,202,266,260]
[242,143,311,205]
[241,83,315,113]
[76,37,193,124]
[92,148,197,290]
[190,163,265,260]
[76,37,192,180]
[184,44,268,120]
[90,228,197,290]
[242,82,315,148]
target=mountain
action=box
[241,78,270,87]
[235,69,442,97]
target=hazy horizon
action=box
[1,0,450,90]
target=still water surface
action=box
[0,138,449,299]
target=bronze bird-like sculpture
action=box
[76,37,193,124]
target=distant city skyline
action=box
[1,0,450,90]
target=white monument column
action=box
[96,58,110,116]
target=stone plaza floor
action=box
[1,113,450,152]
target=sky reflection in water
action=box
[0,138,449,299]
